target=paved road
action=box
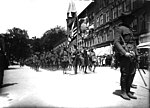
[0,65,149,108]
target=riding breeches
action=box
[119,56,136,93]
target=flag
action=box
[67,0,78,44]
[67,0,77,18]
[68,17,78,43]
[71,18,78,38]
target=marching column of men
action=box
[24,45,98,75]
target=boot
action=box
[131,84,137,89]
[121,92,130,100]
[120,91,130,100]
[127,92,137,99]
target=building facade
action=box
[61,0,150,55]
[79,0,150,56]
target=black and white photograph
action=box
[0,0,149,108]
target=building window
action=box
[108,28,112,41]
[126,0,130,11]
[98,36,102,43]
[138,13,146,33]
[90,40,91,47]
[92,12,94,20]
[123,1,126,12]
[108,0,113,4]
[112,29,115,39]
[131,0,134,10]
[113,8,117,19]
[96,17,100,27]
[93,39,94,45]
[106,11,110,22]
[103,30,108,41]
[131,18,138,33]
[94,38,96,45]
[100,14,104,25]
[124,0,130,12]
[88,41,90,47]
[141,13,146,32]
[133,0,137,10]
[89,13,94,24]
[118,4,123,17]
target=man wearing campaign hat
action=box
[114,11,138,100]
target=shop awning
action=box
[137,42,150,49]
[94,45,113,56]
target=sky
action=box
[0,0,91,38]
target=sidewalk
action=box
[0,65,149,108]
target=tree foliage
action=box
[29,36,42,54]
[1,26,67,63]
[41,26,67,51]
[4,27,31,61]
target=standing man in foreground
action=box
[114,11,138,100]
[0,34,5,88]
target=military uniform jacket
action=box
[114,25,138,56]
[89,51,97,61]
[0,37,5,54]
[0,37,5,67]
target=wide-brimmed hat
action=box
[120,11,135,20]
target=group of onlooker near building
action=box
[138,51,149,69]
[97,54,113,67]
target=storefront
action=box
[137,38,150,69]
[94,44,113,56]
[137,42,150,49]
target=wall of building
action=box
[64,0,150,55]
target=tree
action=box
[2,26,67,63]
[5,27,31,62]
[41,26,67,51]
[29,36,42,54]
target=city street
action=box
[0,65,149,108]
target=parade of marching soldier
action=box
[0,0,149,108]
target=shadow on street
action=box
[0,93,9,97]
[0,83,18,88]
[113,90,122,97]
[5,67,19,70]
[113,89,135,98]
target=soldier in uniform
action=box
[0,34,5,88]
[60,47,69,74]
[72,45,80,74]
[89,48,97,72]
[82,47,88,74]
[114,11,138,100]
